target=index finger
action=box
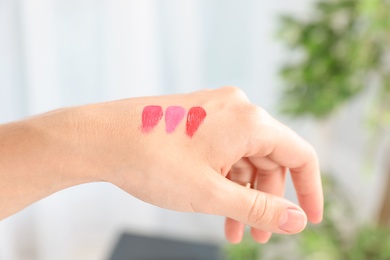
[246,113,323,224]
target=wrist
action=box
[25,107,100,185]
[0,107,101,219]
[72,100,142,185]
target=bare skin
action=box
[0,87,323,243]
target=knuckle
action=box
[239,105,271,127]
[243,105,273,134]
[219,86,249,100]
[234,105,277,156]
[245,104,264,117]
[297,141,319,168]
[220,85,241,93]
[307,144,318,160]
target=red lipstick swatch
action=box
[165,106,186,133]
[141,105,163,133]
[186,106,207,137]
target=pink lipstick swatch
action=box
[186,106,207,137]
[165,106,186,133]
[141,105,163,133]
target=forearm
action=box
[0,98,150,220]
[0,108,99,219]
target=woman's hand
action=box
[78,87,323,242]
[0,87,323,243]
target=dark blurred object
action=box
[108,233,222,260]
[278,0,390,226]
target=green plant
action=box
[278,0,390,225]
[224,236,261,260]
[293,176,390,260]
[278,0,390,119]
[224,176,390,260]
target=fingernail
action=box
[279,208,307,233]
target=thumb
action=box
[204,174,307,234]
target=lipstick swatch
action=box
[186,106,207,137]
[165,106,186,133]
[141,105,163,133]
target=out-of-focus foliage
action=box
[224,237,261,260]
[294,176,390,260]
[224,175,390,260]
[278,0,390,126]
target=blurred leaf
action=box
[277,0,390,124]
[245,0,390,258]
[224,237,261,260]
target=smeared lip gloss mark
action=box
[165,106,186,134]
[141,105,163,133]
[186,106,207,138]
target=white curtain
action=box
[1,0,381,260]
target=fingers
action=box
[226,158,256,184]
[250,222,273,244]
[246,112,323,224]
[205,173,307,235]
[225,217,246,244]
[271,125,323,223]
[249,157,287,243]
[224,158,255,243]
[224,157,289,243]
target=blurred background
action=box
[0,0,389,259]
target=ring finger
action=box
[224,158,256,243]
[249,156,287,243]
